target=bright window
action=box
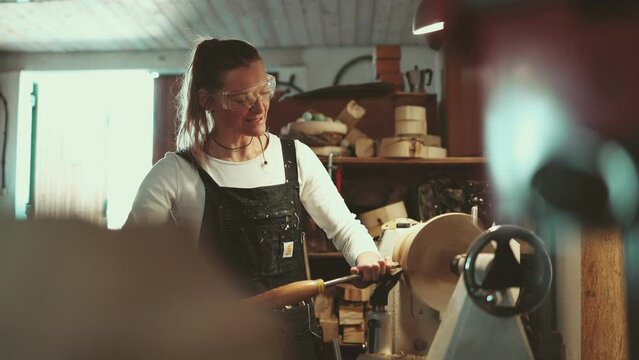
[16,70,154,229]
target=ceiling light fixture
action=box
[413,0,446,35]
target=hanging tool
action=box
[331,338,343,360]
[248,267,402,309]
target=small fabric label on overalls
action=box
[283,241,294,258]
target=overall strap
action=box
[281,139,299,186]
[176,150,220,189]
[175,150,193,164]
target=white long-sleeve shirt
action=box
[125,134,379,267]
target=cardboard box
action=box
[379,72,403,91]
[338,283,373,302]
[314,291,335,320]
[375,45,401,59]
[336,100,366,132]
[395,119,427,136]
[338,303,365,325]
[375,59,401,75]
[424,145,447,158]
[425,134,442,147]
[342,323,366,344]
[359,201,408,238]
[355,138,375,158]
[345,128,370,147]
[320,316,339,342]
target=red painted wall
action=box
[480,5,639,138]
[444,3,639,155]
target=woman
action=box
[126,38,386,359]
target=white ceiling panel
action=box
[0,0,427,53]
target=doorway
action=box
[16,70,154,229]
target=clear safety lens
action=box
[221,74,276,111]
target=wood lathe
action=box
[248,212,552,360]
[360,212,552,360]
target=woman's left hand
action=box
[350,251,387,283]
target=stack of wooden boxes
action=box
[375,45,403,91]
[377,105,447,158]
[314,288,339,343]
[338,284,371,344]
[314,284,373,345]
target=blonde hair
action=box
[176,38,261,167]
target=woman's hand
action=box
[350,251,387,284]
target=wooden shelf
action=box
[308,252,343,259]
[338,341,366,349]
[393,91,433,97]
[319,156,485,166]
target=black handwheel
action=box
[463,225,552,317]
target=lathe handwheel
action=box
[463,225,552,317]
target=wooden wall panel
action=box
[442,43,483,156]
[581,227,628,360]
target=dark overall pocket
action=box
[242,210,300,278]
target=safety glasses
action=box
[218,74,276,111]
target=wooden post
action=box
[581,227,628,360]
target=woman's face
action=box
[210,60,271,137]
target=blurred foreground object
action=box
[0,219,278,360]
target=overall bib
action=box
[178,139,322,359]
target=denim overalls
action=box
[179,139,322,359]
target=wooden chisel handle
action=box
[248,265,401,309]
[247,279,326,309]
